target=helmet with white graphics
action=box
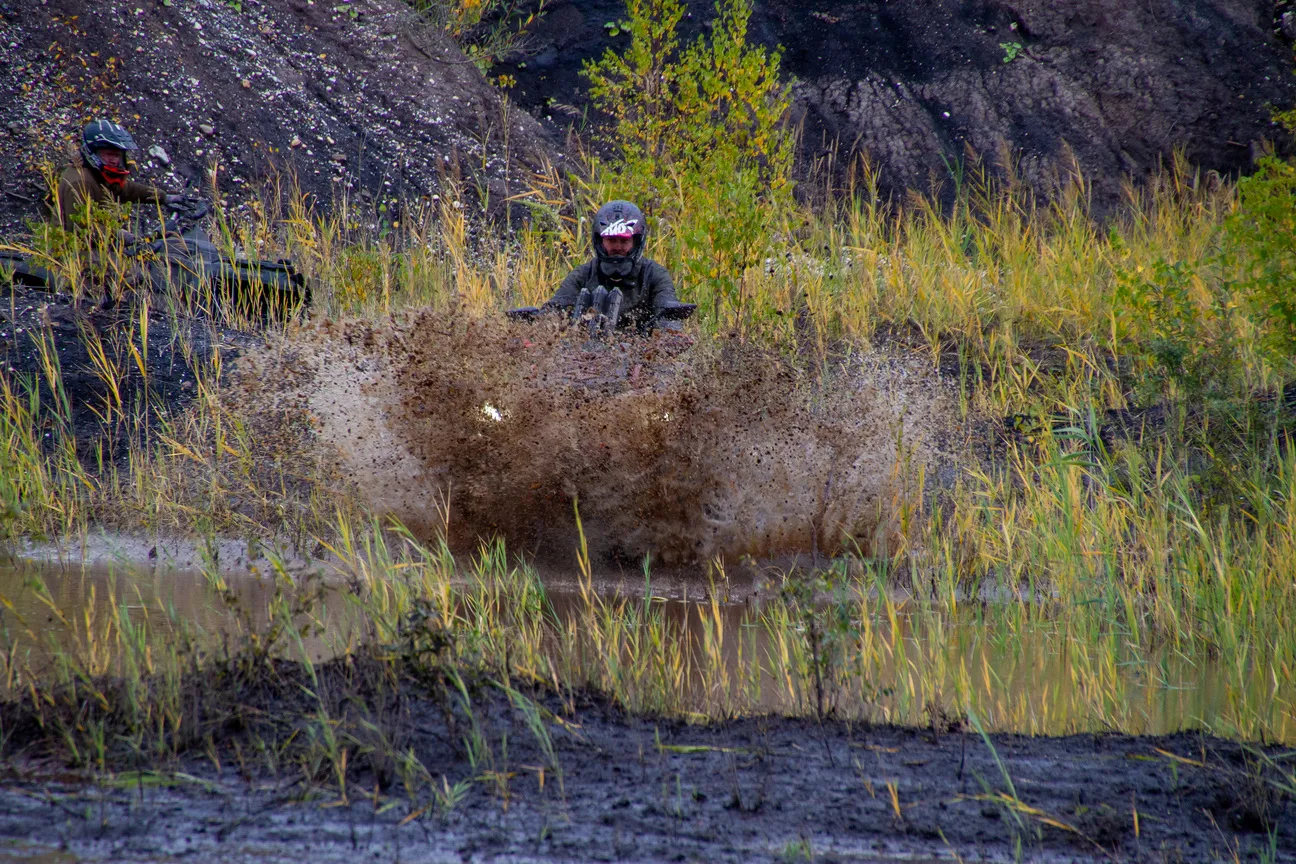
[592,200,646,278]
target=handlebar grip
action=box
[604,288,623,333]
[572,287,592,320]
[505,306,542,321]
[658,302,697,321]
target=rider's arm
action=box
[645,261,678,316]
[543,262,594,311]
[53,167,93,228]
[115,179,166,206]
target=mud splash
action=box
[236,310,961,564]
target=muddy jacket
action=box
[52,164,165,228]
[545,258,677,328]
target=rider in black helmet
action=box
[543,200,680,332]
[48,120,186,308]
[53,119,182,236]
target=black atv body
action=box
[140,229,309,318]
[1,199,309,319]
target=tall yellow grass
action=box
[0,155,1292,747]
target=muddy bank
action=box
[503,0,1296,210]
[15,531,320,576]
[0,283,255,467]
[0,685,1291,862]
[232,310,964,565]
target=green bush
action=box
[1222,154,1296,359]
[1113,256,1242,403]
[1111,151,1296,408]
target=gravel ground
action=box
[0,0,559,234]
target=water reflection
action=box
[0,558,1291,742]
[0,558,356,668]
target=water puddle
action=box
[0,557,1291,742]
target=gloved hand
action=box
[164,193,185,208]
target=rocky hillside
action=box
[1,0,1293,230]
[503,0,1296,209]
[0,0,558,233]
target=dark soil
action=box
[500,0,1296,210]
[0,669,1291,862]
[4,0,1291,232]
[0,283,253,466]
[0,0,559,234]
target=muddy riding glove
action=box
[164,194,185,208]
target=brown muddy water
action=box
[0,560,1293,863]
[1,558,1289,744]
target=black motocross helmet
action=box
[592,200,646,278]
[80,119,139,187]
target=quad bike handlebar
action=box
[505,299,696,328]
[125,197,211,254]
[657,301,698,321]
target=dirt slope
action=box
[503,0,1296,209]
[0,0,560,233]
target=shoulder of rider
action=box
[53,164,101,226]
[544,260,596,308]
[59,164,160,205]
[640,258,675,290]
[58,164,101,201]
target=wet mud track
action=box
[0,704,1290,862]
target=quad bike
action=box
[1,199,310,318]
[135,200,310,317]
[506,285,696,335]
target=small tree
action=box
[583,0,794,331]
